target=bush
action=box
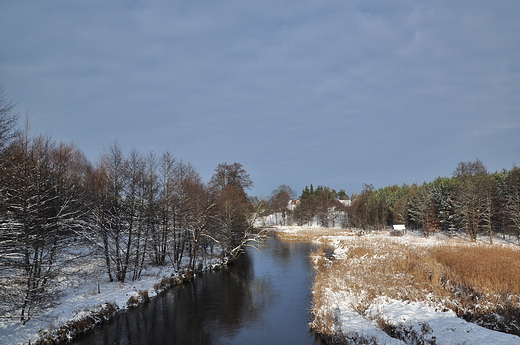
[153,275,183,292]
[138,290,150,304]
[319,332,378,345]
[375,317,437,345]
[126,295,139,308]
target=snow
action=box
[0,265,168,344]
[276,225,520,345]
[327,296,520,344]
[0,251,222,345]
[3,220,520,345]
[369,299,519,344]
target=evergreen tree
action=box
[505,167,520,243]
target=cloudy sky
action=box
[1,1,519,197]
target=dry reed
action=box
[277,228,520,337]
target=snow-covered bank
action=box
[0,254,224,345]
[275,226,520,345]
[322,293,520,344]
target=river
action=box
[72,236,324,345]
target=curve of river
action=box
[72,236,324,345]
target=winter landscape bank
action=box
[275,226,520,345]
[0,250,226,345]
[3,228,520,344]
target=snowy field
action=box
[276,225,520,345]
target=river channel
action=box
[73,236,324,345]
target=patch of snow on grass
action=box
[277,226,520,344]
[366,298,520,344]
[0,253,221,345]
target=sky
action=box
[1,1,519,198]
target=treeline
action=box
[0,89,257,323]
[347,160,520,242]
[266,161,520,243]
[266,184,349,227]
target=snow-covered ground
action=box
[275,225,520,345]
[0,253,223,345]
[4,219,520,345]
[325,294,520,344]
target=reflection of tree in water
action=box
[187,250,271,337]
[271,238,321,270]
[72,251,272,345]
[272,240,292,260]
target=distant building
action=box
[338,199,352,207]
[287,199,300,211]
[287,198,351,211]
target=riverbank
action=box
[275,226,520,345]
[0,252,225,345]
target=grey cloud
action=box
[0,1,519,196]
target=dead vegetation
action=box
[276,227,358,242]
[35,302,119,345]
[276,228,520,339]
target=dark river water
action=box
[73,237,324,345]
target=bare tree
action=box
[209,162,258,261]
[209,162,253,192]
[348,183,380,232]
[0,84,18,153]
[214,184,251,258]
[171,160,202,269]
[0,84,18,226]
[153,152,176,265]
[92,142,131,283]
[0,131,90,322]
[181,178,214,271]
[268,185,295,225]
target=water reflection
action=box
[73,237,322,345]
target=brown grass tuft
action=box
[153,275,183,292]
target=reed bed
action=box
[276,228,520,338]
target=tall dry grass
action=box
[276,227,357,243]
[281,229,520,337]
[431,245,520,296]
[430,245,520,334]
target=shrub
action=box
[319,332,379,345]
[375,317,437,345]
[138,290,150,304]
[126,295,139,308]
[153,275,183,292]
